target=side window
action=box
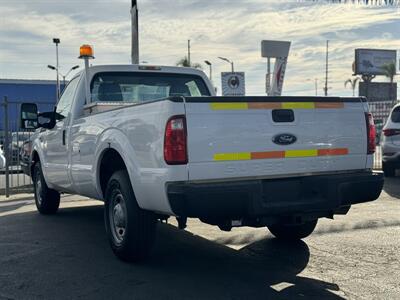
[391,107,400,123]
[56,77,80,119]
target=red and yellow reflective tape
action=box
[210,102,344,110]
[214,148,349,161]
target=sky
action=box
[0,0,399,96]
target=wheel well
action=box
[31,151,40,177]
[99,149,127,196]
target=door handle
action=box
[62,130,66,146]
[272,109,295,123]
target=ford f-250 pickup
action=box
[20,52,384,262]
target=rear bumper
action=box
[382,152,400,164]
[167,172,384,219]
[382,143,400,163]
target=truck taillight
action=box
[366,113,376,155]
[383,129,400,137]
[164,116,188,165]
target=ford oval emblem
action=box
[273,133,297,146]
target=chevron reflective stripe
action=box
[213,148,349,161]
[210,102,344,110]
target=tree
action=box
[344,77,360,96]
[176,56,202,69]
[381,62,397,104]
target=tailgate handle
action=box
[272,109,295,123]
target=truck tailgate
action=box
[182,97,368,181]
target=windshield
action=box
[91,72,210,104]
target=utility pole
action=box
[188,40,191,66]
[131,0,139,64]
[324,40,329,96]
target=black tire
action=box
[383,162,395,177]
[268,219,318,241]
[33,162,60,215]
[104,170,157,262]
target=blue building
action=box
[0,79,65,131]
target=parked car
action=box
[0,145,5,170]
[381,104,400,177]
[20,54,383,262]
[20,139,33,175]
[8,132,32,165]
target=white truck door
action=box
[44,76,80,191]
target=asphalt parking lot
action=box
[0,177,399,300]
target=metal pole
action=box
[56,43,60,100]
[131,0,139,64]
[315,79,318,96]
[209,64,212,81]
[3,96,10,198]
[84,58,91,105]
[324,40,329,96]
[266,58,271,95]
[188,40,191,66]
[231,62,234,73]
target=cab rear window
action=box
[391,107,400,123]
[90,72,210,104]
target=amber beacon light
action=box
[79,44,94,59]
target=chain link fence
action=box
[1,97,54,197]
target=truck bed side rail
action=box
[168,96,366,103]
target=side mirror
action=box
[20,103,38,129]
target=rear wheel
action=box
[383,162,395,177]
[268,219,318,241]
[33,163,60,214]
[104,170,157,262]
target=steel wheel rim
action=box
[109,190,127,245]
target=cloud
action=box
[0,0,399,96]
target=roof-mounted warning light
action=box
[79,44,94,59]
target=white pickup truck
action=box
[20,63,383,262]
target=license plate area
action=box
[262,178,302,204]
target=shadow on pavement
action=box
[0,205,344,300]
[383,177,400,199]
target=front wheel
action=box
[267,219,318,241]
[33,162,60,214]
[104,170,157,262]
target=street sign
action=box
[355,49,397,76]
[261,40,291,96]
[221,72,245,96]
